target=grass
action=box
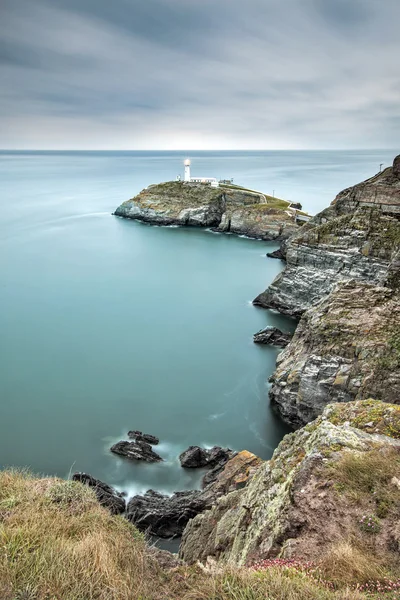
[0,469,397,599]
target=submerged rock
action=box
[72,472,125,515]
[110,440,163,463]
[269,280,400,428]
[253,326,292,347]
[114,181,302,241]
[254,154,400,316]
[127,430,159,445]
[179,400,400,566]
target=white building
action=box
[183,159,219,187]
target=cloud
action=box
[0,0,399,149]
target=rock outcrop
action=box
[72,473,126,515]
[253,326,292,347]
[110,440,163,462]
[179,446,233,469]
[269,281,400,428]
[127,450,261,538]
[179,400,400,566]
[114,181,302,241]
[127,430,159,445]
[254,155,400,316]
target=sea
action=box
[0,149,395,505]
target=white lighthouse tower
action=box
[184,159,191,182]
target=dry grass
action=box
[319,541,387,587]
[0,470,387,600]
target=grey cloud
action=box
[0,0,399,149]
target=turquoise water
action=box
[0,149,395,498]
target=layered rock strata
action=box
[179,400,400,566]
[269,281,400,428]
[114,181,301,241]
[254,155,400,315]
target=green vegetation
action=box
[327,400,400,439]
[0,469,391,600]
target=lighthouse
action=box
[184,159,191,182]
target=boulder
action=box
[126,490,206,538]
[266,248,285,260]
[253,326,292,347]
[127,430,159,445]
[72,472,125,515]
[110,440,163,462]
[179,446,233,469]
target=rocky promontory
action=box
[269,281,400,428]
[180,400,400,567]
[114,181,303,241]
[254,155,400,315]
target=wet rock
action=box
[266,248,286,260]
[253,326,292,347]
[126,490,206,538]
[72,472,125,515]
[127,450,261,538]
[127,430,159,445]
[110,440,163,463]
[179,446,233,469]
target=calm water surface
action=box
[0,150,394,498]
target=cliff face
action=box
[254,155,400,315]
[114,181,301,241]
[180,400,400,567]
[269,281,400,428]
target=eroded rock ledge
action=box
[254,154,400,315]
[114,181,302,241]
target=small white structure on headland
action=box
[183,159,219,187]
[184,159,191,182]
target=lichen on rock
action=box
[179,400,400,568]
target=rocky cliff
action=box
[180,400,400,568]
[269,281,400,428]
[254,155,400,315]
[114,181,301,241]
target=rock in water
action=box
[72,473,125,515]
[253,326,292,347]
[127,430,159,445]
[179,446,234,469]
[126,490,206,538]
[113,181,301,241]
[110,440,163,462]
[266,248,286,260]
[253,154,400,316]
[126,450,261,537]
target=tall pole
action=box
[379,163,383,172]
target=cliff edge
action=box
[114,181,303,241]
[254,155,400,315]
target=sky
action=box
[0,0,399,150]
